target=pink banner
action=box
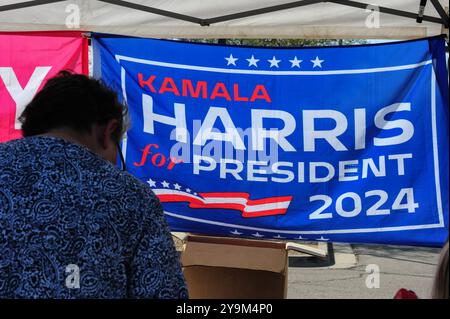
[0,31,88,142]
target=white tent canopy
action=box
[0,0,448,39]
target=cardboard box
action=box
[181,234,288,299]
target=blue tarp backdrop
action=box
[93,35,449,247]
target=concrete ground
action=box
[173,233,442,299]
[287,243,441,299]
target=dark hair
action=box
[20,71,127,142]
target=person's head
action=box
[432,239,449,299]
[19,71,127,164]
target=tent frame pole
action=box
[327,0,445,26]
[416,0,428,23]
[429,0,449,27]
[97,0,204,25]
[204,0,447,27]
[0,0,448,31]
[205,0,323,25]
[0,0,65,12]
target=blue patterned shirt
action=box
[0,136,188,299]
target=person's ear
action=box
[100,119,119,149]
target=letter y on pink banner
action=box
[0,31,88,142]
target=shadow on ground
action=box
[289,243,336,268]
[352,244,441,265]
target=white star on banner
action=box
[147,179,156,187]
[225,54,238,66]
[317,236,329,241]
[246,55,259,67]
[173,183,181,190]
[251,232,264,238]
[161,181,170,188]
[289,56,302,68]
[297,235,307,240]
[273,234,286,239]
[311,56,324,68]
[230,229,243,235]
[267,56,281,68]
[186,188,191,193]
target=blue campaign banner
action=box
[92,34,449,247]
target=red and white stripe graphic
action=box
[154,189,293,218]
